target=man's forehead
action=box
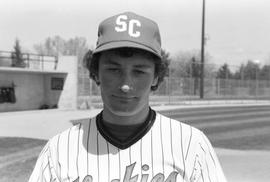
[99,51,155,66]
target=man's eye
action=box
[134,70,145,74]
[108,68,120,72]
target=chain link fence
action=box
[77,63,270,108]
[153,77,270,98]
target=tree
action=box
[259,65,270,80]
[242,60,260,80]
[232,64,245,79]
[170,50,214,78]
[34,36,89,74]
[169,50,215,96]
[11,39,25,68]
[216,63,232,79]
[232,60,269,80]
[191,57,200,78]
[33,36,89,58]
[170,51,195,78]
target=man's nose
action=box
[120,85,132,93]
[119,72,133,92]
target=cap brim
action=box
[93,41,161,59]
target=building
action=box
[0,51,78,112]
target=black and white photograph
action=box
[0,0,270,181]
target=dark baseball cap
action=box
[93,12,162,58]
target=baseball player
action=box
[29,12,227,182]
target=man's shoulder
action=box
[157,112,201,130]
[156,112,204,138]
[49,115,97,143]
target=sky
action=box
[0,0,270,66]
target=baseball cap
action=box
[93,12,162,58]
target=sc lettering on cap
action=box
[115,15,141,38]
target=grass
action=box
[0,137,47,182]
[0,137,47,157]
[0,157,38,182]
[212,134,270,151]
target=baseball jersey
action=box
[29,111,227,182]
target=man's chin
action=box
[109,108,138,117]
[105,104,142,117]
[103,102,149,117]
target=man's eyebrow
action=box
[104,59,121,66]
[104,59,151,69]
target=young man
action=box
[29,12,227,182]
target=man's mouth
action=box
[112,95,136,101]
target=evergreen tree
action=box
[11,39,25,67]
[259,65,270,80]
[216,63,232,79]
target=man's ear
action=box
[93,75,100,85]
[152,76,158,87]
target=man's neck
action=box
[102,105,150,125]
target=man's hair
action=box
[84,48,169,91]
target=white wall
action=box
[44,74,64,108]
[56,56,78,110]
[0,56,77,112]
[0,72,45,111]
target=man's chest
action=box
[58,139,186,182]
[55,117,196,182]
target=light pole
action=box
[200,0,206,99]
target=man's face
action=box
[97,50,158,117]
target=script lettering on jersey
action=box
[73,162,179,182]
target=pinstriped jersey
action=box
[29,112,227,182]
